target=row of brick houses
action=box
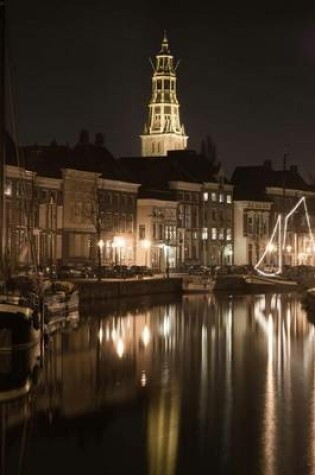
[4,131,315,273]
[4,34,315,273]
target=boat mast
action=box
[278,152,287,272]
[0,0,5,279]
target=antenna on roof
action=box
[282,151,288,216]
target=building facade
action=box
[232,161,315,267]
[137,198,178,270]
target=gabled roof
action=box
[70,143,134,182]
[23,142,136,183]
[166,150,224,183]
[119,150,225,199]
[119,156,199,191]
[232,163,312,201]
[23,144,70,178]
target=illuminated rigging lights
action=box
[254,196,315,277]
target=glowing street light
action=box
[96,239,105,280]
[113,236,126,266]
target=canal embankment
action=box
[74,277,183,303]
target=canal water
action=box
[2,292,315,474]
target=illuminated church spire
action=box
[140,31,188,157]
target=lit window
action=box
[203,192,208,202]
[211,227,217,240]
[202,228,208,240]
[219,193,224,203]
[211,192,217,202]
[219,228,224,240]
[226,194,232,204]
[226,228,232,241]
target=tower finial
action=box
[161,29,170,53]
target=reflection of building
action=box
[147,381,180,475]
[4,294,315,474]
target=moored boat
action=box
[302,287,315,314]
[2,276,80,334]
[0,303,40,352]
[213,272,298,293]
[43,280,79,333]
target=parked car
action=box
[129,265,154,277]
[57,265,85,279]
[113,265,131,278]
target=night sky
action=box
[8,1,315,177]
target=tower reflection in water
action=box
[3,293,315,474]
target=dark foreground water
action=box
[2,292,315,475]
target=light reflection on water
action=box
[2,292,315,474]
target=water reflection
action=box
[3,292,315,474]
[0,344,42,475]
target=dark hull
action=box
[213,274,299,293]
[0,344,41,401]
[0,305,40,352]
[303,291,315,323]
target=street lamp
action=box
[97,239,104,280]
[113,236,126,267]
[164,243,170,278]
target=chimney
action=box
[95,133,104,146]
[263,160,272,169]
[78,129,89,144]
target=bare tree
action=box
[82,183,103,280]
[200,134,221,174]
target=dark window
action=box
[139,224,145,240]
[127,214,133,233]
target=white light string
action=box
[255,196,315,278]
[255,215,281,277]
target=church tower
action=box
[140,32,188,157]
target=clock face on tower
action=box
[140,31,188,157]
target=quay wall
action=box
[74,277,183,302]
